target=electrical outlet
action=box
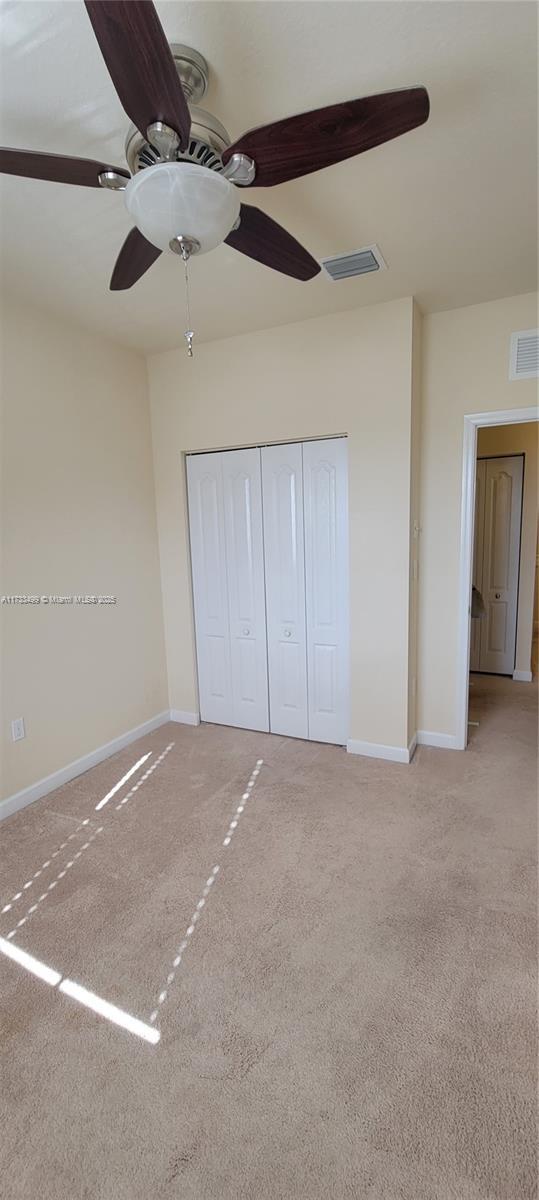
[11,717,25,742]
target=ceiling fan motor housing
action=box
[125,105,231,176]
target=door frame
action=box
[456,405,538,749]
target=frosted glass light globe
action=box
[124,161,240,254]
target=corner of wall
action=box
[406,301,423,744]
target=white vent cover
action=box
[321,244,387,281]
[509,329,539,380]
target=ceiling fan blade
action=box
[110,227,161,290]
[0,147,129,187]
[222,86,430,187]
[225,205,320,281]
[84,1,191,147]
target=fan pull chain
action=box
[181,244,194,358]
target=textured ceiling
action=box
[0,1,537,353]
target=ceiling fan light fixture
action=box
[124,162,241,254]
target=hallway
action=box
[468,672,537,753]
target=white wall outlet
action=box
[11,717,25,742]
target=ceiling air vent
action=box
[321,244,387,282]
[509,329,539,380]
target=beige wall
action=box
[534,526,539,632]
[418,292,538,737]
[3,288,535,791]
[476,421,538,674]
[149,298,416,752]
[0,298,168,800]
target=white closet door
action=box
[470,458,486,672]
[186,452,233,724]
[479,455,523,675]
[222,448,269,731]
[303,438,349,744]
[261,442,308,738]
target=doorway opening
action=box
[457,408,538,748]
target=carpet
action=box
[0,675,536,1199]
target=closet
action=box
[186,438,349,744]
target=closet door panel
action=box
[303,438,349,744]
[222,447,269,731]
[261,442,308,738]
[186,452,233,724]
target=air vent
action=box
[321,244,387,281]
[509,329,539,380]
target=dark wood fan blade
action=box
[110,227,161,290]
[225,205,320,281]
[85,1,191,147]
[0,147,129,187]
[222,87,430,187]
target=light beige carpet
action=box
[0,675,536,1199]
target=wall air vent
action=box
[509,329,539,380]
[321,244,387,282]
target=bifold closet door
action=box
[188,440,349,743]
[187,449,269,731]
[221,448,269,731]
[261,441,308,738]
[303,437,349,745]
[186,451,233,725]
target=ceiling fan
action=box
[0,1,430,291]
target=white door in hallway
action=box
[472,455,524,675]
[186,451,233,725]
[261,441,308,738]
[303,437,349,744]
[470,458,486,672]
[222,448,269,731]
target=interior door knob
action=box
[284,629,291,637]
[495,593,501,599]
[243,628,250,636]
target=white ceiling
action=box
[0,1,537,353]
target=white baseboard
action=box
[169,709,200,725]
[513,669,533,683]
[416,730,460,750]
[0,710,171,823]
[347,737,416,764]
